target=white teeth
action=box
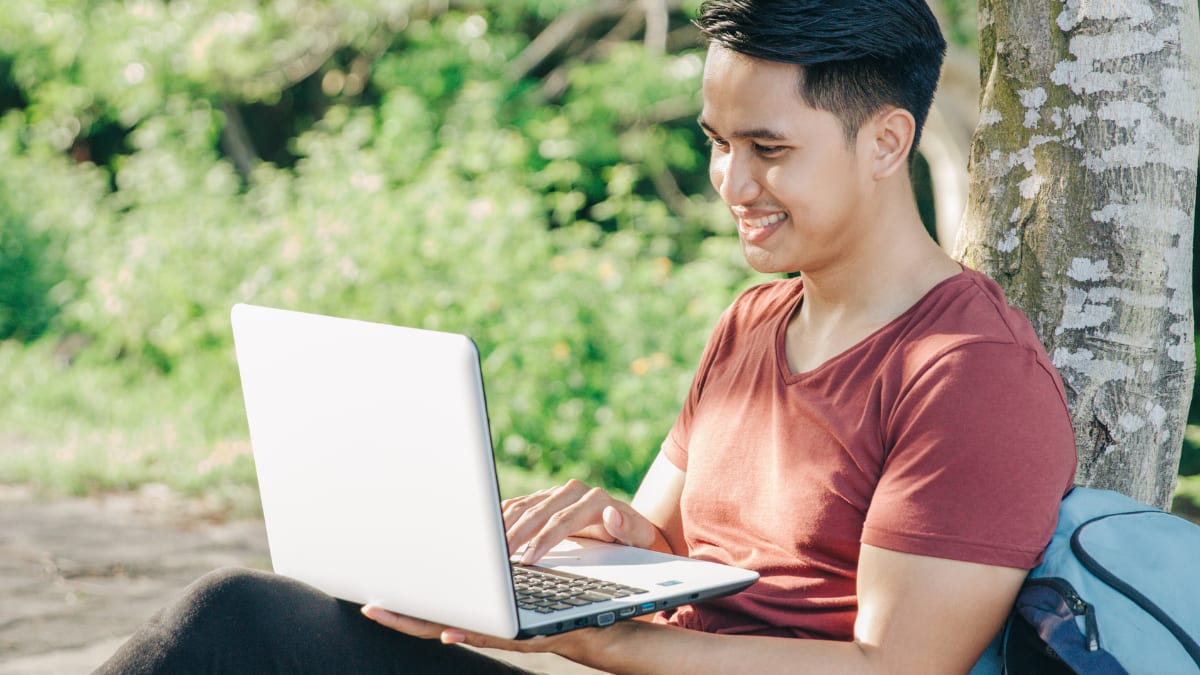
[744,212,787,228]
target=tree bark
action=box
[954,1,1200,508]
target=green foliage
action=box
[0,194,58,341]
[0,1,756,496]
[1181,426,1200,476]
[2,0,1190,502]
[0,111,104,341]
[939,0,979,48]
[1175,474,1200,523]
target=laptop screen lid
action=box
[231,303,520,638]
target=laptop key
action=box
[512,563,647,611]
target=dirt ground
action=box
[0,484,602,674]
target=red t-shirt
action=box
[657,268,1077,640]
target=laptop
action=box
[230,303,758,639]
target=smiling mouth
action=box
[742,212,787,229]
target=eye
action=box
[705,136,730,152]
[753,143,786,157]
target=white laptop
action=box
[231,303,758,639]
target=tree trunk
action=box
[954,1,1200,508]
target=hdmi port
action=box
[618,606,637,617]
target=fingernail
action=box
[603,506,623,529]
[441,630,466,644]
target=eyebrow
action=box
[697,116,789,142]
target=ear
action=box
[866,107,916,180]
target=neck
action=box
[796,182,960,327]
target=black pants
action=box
[95,567,537,674]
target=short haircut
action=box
[695,0,947,153]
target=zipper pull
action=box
[1083,601,1100,651]
[1060,585,1100,652]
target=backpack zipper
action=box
[1025,577,1101,651]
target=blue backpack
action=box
[971,486,1200,674]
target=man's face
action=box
[699,45,873,275]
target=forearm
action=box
[630,450,687,555]
[526,546,1020,675]
[560,620,875,675]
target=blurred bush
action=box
[0,0,757,494]
[0,190,62,342]
[2,1,1191,497]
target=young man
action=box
[99,1,1076,673]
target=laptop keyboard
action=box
[512,564,649,614]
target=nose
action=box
[710,149,762,206]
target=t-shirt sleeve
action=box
[862,340,1077,569]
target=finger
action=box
[501,489,553,531]
[601,504,656,550]
[502,496,550,547]
[520,487,615,564]
[601,505,628,542]
[361,605,445,640]
[440,628,515,649]
[505,480,592,554]
[502,487,568,534]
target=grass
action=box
[0,429,601,519]
[0,337,638,511]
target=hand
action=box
[359,604,600,662]
[502,479,667,565]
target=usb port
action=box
[618,606,637,617]
[640,602,655,612]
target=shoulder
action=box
[690,277,800,373]
[720,277,802,329]
[884,268,1070,411]
[896,269,1052,370]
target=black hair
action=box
[695,0,947,153]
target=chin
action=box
[741,248,799,276]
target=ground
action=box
[0,485,602,675]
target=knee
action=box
[166,566,282,640]
[97,567,284,671]
[183,566,275,615]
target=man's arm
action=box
[366,543,1022,674]
[630,450,687,556]
[577,544,1023,674]
[502,448,686,562]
